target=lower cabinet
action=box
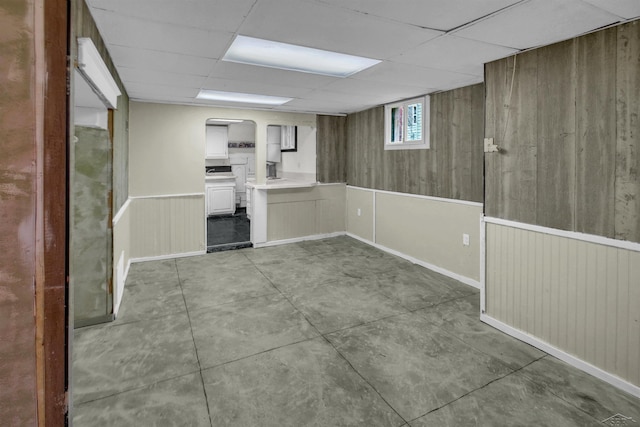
[246,188,252,220]
[206,183,235,216]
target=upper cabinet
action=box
[205,124,228,159]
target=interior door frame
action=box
[38,0,70,423]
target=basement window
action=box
[384,96,429,150]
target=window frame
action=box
[384,95,429,151]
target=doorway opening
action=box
[205,119,256,252]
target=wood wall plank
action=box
[616,20,640,243]
[576,28,617,238]
[316,115,346,183]
[485,21,640,244]
[485,52,539,222]
[340,84,484,202]
[536,40,576,230]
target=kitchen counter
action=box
[245,177,317,190]
[205,172,235,182]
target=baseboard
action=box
[129,250,207,264]
[113,258,132,319]
[346,232,480,289]
[254,231,347,248]
[481,314,640,399]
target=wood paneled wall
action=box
[73,0,130,213]
[317,115,347,183]
[485,21,640,243]
[339,84,484,202]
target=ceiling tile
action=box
[211,61,337,90]
[301,89,386,105]
[239,0,443,60]
[118,67,208,88]
[390,35,518,76]
[124,82,200,99]
[320,78,433,104]
[283,98,376,114]
[86,0,255,32]
[89,9,234,58]
[580,0,640,19]
[200,77,314,98]
[353,61,479,90]
[107,45,217,76]
[454,0,622,49]
[313,0,521,31]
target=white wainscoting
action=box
[483,217,640,397]
[346,186,483,288]
[129,193,206,261]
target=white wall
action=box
[129,101,315,196]
[228,121,255,142]
[128,101,316,258]
[346,186,482,287]
[280,126,316,176]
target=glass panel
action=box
[390,106,403,143]
[406,102,422,141]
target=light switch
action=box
[357,208,361,217]
[463,234,470,246]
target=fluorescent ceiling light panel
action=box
[223,35,381,78]
[196,89,292,105]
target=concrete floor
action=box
[73,236,640,426]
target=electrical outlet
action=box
[357,208,361,217]
[463,233,470,246]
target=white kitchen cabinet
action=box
[206,183,235,215]
[246,155,255,177]
[246,187,252,220]
[231,164,247,207]
[205,125,228,159]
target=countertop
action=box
[245,177,317,190]
[205,172,235,182]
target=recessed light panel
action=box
[222,35,381,78]
[196,89,293,105]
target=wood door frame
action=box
[37,0,70,424]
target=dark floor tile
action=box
[202,338,404,427]
[207,211,251,247]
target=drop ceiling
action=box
[85,0,640,115]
